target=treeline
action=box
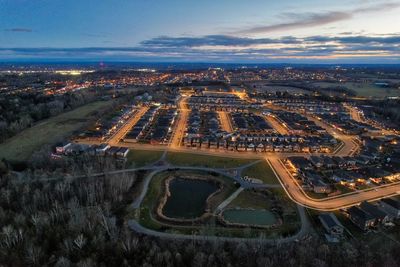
[0,90,98,143]
[368,99,400,124]
[1,161,400,266]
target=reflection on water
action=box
[163,178,218,219]
[223,209,277,225]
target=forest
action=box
[1,157,400,267]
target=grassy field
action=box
[139,170,236,231]
[126,149,164,167]
[242,161,280,184]
[166,152,258,168]
[0,101,114,162]
[313,81,400,98]
[228,190,271,210]
[138,170,300,238]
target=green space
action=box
[0,101,114,162]
[136,170,301,238]
[313,81,400,98]
[242,161,280,184]
[126,149,164,167]
[222,209,277,226]
[138,170,236,231]
[166,152,257,168]
[226,189,299,225]
[228,189,271,210]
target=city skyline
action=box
[1,0,400,63]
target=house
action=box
[65,143,90,155]
[359,201,390,224]
[331,171,355,184]
[96,144,110,155]
[287,156,313,170]
[116,147,130,158]
[55,142,71,154]
[319,213,344,242]
[379,198,400,219]
[347,206,376,230]
[311,179,332,194]
[106,146,121,156]
[310,156,324,168]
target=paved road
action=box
[73,135,400,212]
[109,106,149,145]
[218,111,234,132]
[128,166,311,244]
[264,114,288,135]
[215,187,244,214]
[70,100,400,213]
[267,157,400,211]
[345,103,397,136]
[305,114,359,157]
[170,96,189,148]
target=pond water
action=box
[222,209,277,226]
[162,178,219,219]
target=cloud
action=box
[305,35,400,44]
[0,33,399,63]
[4,28,33,33]
[237,12,351,34]
[236,2,400,34]
[141,35,300,47]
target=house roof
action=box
[381,198,400,210]
[360,201,388,220]
[319,213,343,229]
[348,206,375,221]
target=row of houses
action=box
[55,142,129,158]
[149,109,177,144]
[77,105,138,141]
[272,99,346,114]
[187,94,251,112]
[231,112,275,133]
[287,154,400,193]
[316,113,380,135]
[186,109,222,137]
[273,110,326,135]
[183,136,336,153]
[124,106,159,142]
[319,199,400,242]
[347,199,400,230]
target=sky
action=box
[0,0,400,63]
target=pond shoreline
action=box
[155,174,223,225]
[219,208,283,229]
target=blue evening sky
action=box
[0,0,399,62]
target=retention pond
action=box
[162,178,219,219]
[222,209,277,226]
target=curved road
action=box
[129,165,310,244]
[267,158,400,211]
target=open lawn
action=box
[228,190,271,210]
[242,161,280,184]
[166,152,258,168]
[139,170,236,230]
[313,81,400,98]
[126,149,164,167]
[138,170,300,238]
[0,101,114,162]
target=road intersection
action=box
[74,97,399,212]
